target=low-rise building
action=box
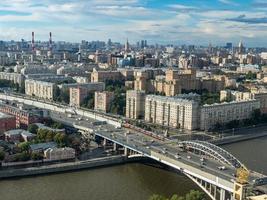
[0,102,43,128]
[0,112,16,134]
[4,129,36,142]
[30,142,57,153]
[44,147,75,161]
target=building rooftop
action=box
[30,142,57,151]
[4,129,35,137]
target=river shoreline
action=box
[212,130,267,145]
[0,155,145,179]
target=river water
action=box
[0,137,266,200]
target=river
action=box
[0,137,266,200]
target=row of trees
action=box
[105,80,126,115]
[149,190,205,200]
[213,109,267,131]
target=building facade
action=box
[144,95,200,130]
[44,147,75,161]
[126,90,146,119]
[0,112,16,134]
[94,91,114,112]
[200,100,260,130]
[25,79,56,100]
[0,72,25,86]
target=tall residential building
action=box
[69,87,89,107]
[145,95,200,130]
[126,90,146,119]
[94,91,114,112]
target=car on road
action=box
[187,155,191,159]
[218,166,226,170]
[175,155,181,159]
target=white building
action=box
[44,147,75,161]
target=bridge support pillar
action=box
[124,147,128,156]
[103,138,107,146]
[113,143,118,151]
[219,189,225,200]
[213,185,217,199]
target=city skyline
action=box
[0,0,267,46]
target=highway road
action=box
[50,111,255,185]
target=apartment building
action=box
[68,83,105,107]
[144,95,200,130]
[25,79,56,100]
[91,69,122,82]
[200,100,260,130]
[94,91,114,112]
[0,72,25,86]
[126,90,146,119]
[220,90,267,113]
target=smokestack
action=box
[32,32,35,52]
[49,32,52,51]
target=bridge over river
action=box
[1,93,267,200]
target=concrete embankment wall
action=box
[0,156,140,179]
[212,132,267,145]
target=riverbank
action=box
[0,155,143,179]
[212,131,267,145]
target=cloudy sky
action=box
[0,0,267,46]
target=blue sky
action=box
[0,0,267,46]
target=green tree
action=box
[15,152,30,161]
[52,122,64,129]
[0,150,5,161]
[185,190,205,200]
[31,152,43,160]
[46,131,55,142]
[37,129,48,142]
[18,142,31,152]
[81,92,94,109]
[245,71,256,80]
[149,194,166,200]
[28,124,39,134]
[54,133,67,147]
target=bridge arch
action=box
[178,140,245,169]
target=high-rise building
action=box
[126,90,146,119]
[94,91,114,113]
[144,95,200,130]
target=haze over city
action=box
[1,0,267,46]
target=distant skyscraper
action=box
[238,40,245,54]
[125,38,130,53]
[144,40,147,48]
[141,40,145,49]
